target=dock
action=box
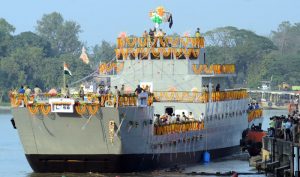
[256,136,300,177]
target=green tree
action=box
[204,26,276,87]
[0,18,15,57]
[92,41,115,66]
[10,32,52,57]
[36,12,82,56]
[271,21,300,55]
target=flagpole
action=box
[63,61,66,91]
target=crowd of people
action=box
[95,84,150,97]
[137,27,202,48]
[268,110,300,142]
[248,102,260,110]
[16,83,150,99]
[144,27,201,39]
[94,84,151,106]
[202,83,221,92]
[18,85,42,96]
[154,112,204,125]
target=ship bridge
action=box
[95,6,236,93]
[115,36,205,60]
[97,34,236,92]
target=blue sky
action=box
[0,0,299,46]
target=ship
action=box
[10,7,261,173]
[248,79,297,110]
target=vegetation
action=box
[204,23,300,89]
[0,13,299,102]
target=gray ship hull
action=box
[12,99,249,173]
[25,146,240,172]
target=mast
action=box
[63,61,66,90]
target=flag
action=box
[168,14,173,29]
[80,47,89,64]
[64,63,72,76]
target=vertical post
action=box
[152,60,154,79]
[99,61,102,75]
[133,60,135,81]
[142,59,144,78]
[63,61,66,91]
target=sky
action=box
[0,0,300,46]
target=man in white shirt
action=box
[199,113,204,122]
[188,112,195,121]
[171,113,176,123]
[294,97,299,111]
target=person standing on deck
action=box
[195,28,201,48]
[285,118,292,141]
[112,86,120,107]
[24,86,31,95]
[34,85,42,96]
[64,85,70,98]
[188,112,195,121]
[294,96,299,111]
[199,113,204,122]
[97,84,105,104]
[216,83,220,92]
[143,30,148,38]
[19,85,25,94]
[120,84,125,96]
[182,112,189,122]
[135,85,143,95]
[195,28,201,38]
[79,85,84,101]
[171,113,176,123]
[269,117,275,137]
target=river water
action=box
[0,109,287,177]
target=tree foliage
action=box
[92,41,115,64]
[271,21,300,55]
[36,12,82,56]
[204,26,276,87]
[0,18,15,57]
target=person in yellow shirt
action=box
[195,28,201,37]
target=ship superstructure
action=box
[10,7,255,173]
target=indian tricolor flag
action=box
[64,63,72,76]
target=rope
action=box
[69,56,116,86]
[99,111,109,153]
[114,118,125,137]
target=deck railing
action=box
[153,89,248,103]
[192,64,235,75]
[247,109,263,122]
[10,89,248,107]
[115,36,204,59]
[154,121,204,135]
[116,36,205,49]
[9,89,248,115]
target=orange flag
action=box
[80,47,89,64]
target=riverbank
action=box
[0,103,11,111]
[0,105,10,111]
[0,106,10,110]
